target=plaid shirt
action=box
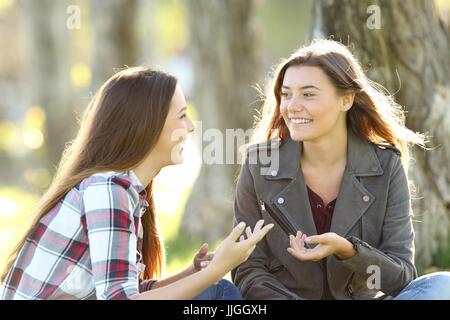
[0,170,157,300]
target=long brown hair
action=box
[252,39,426,170]
[1,66,176,282]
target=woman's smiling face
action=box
[280,65,352,143]
[151,84,195,166]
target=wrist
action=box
[335,238,357,260]
[203,264,225,284]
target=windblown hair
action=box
[252,39,426,171]
[1,66,176,282]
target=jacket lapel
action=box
[264,138,318,237]
[262,130,384,238]
[330,130,383,237]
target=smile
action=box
[290,118,313,124]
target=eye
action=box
[280,91,290,98]
[179,114,187,119]
[304,92,315,98]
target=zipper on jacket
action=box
[261,281,301,300]
[359,218,363,240]
[260,199,314,249]
[260,200,296,236]
[346,273,355,299]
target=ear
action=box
[340,91,355,112]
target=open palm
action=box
[287,231,338,262]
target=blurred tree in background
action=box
[181,0,313,244]
[181,0,261,243]
[309,0,449,272]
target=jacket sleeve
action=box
[231,156,302,300]
[330,154,417,296]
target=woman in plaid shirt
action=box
[0,67,273,300]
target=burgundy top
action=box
[306,185,337,300]
[307,186,336,234]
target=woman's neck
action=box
[133,154,164,188]
[301,126,348,170]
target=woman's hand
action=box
[287,231,356,261]
[206,220,274,281]
[192,243,214,272]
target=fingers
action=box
[197,243,208,257]
[236,220,273,246]
[204,252,214,261]
[247,221,274,245]
[287,247,304,260]
[305,235,323,245]
[289,234,302,252]
[228,221,246,243]
[245,226,252,239]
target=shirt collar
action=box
[127,169,147,198]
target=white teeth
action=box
[291,118,313,124]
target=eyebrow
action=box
[281,85,321,90]
[178,106,187,114]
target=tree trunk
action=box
[181,0,261,243]
[309,0,450,269]
[21,0,73,173]
[90,0,139,89]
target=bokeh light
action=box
[23,128,44,149]
[70,62,92,88]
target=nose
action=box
[187,116,195,133]
[287,95,304,112]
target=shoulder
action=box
[373,143,402,156]
[245,139,281,156]
[371,143,406,180]
[79,171,133,190]
[372,143,402,168]
[80,171,140,212]
[79,171,139,204]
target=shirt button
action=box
[316,204,322,208]
[271,170,277,177]
[277,197,285,204]
[371,166,378,172]
[363,195,370,202]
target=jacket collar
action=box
[264,129,383,181]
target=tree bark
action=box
[309,0,450,269]
[21,0,73,173]
[181,0,261,243]
[90,0,139,89]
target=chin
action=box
[289,131,312,142]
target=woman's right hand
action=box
[206,220,273,281]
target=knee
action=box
[217,279,242,300]
[422,271,450,299]
[217,279,237,290]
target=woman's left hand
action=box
[287,231,356,261]
[193,243,215,272]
